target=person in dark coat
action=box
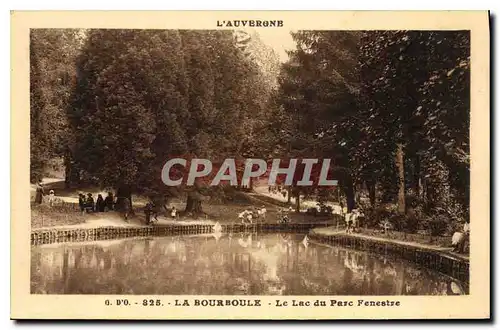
[96,194,105,212]
[34,180,44,204]
[104,192,114,211]
[144,202,153,225]
[78,193,85,213]
[121,197,131,221]
[85,193,95,213]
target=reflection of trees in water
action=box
[31,235,467,295]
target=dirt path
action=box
[312,226,469,260]
[253,185,343,214]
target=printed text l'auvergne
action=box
[217,20,284,28]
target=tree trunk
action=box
[64,151,72,189]
[346,187,355,213]
[396,143,406,214]
[295,190,300,212]
[413,155,420,198]
[343,176,356,212]
[184,195,203,214]
[355,184,361,205]
[116,185,134,215]
[367,180,376,206]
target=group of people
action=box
[344,209,362,234]
[34,180,57,206]
[238,206,267,224]
[268,185,287,199]
[78,192,117,214]
[277,207,294,224]
[144,202,178,225]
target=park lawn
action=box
[30,178,338,229]
[357,228,453,248]
[31,203,88,229]
[312,226,460,255]
[30,193,336,230]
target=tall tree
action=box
[69,29,276,214]
[30,29,83,183]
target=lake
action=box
[31,233,467,295]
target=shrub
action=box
[388,214,406,231]
[363,206,394,229]
[427,214,449,236]
[403,208,420,233]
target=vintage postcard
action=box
[11,10,490,320]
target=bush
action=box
[363,206,394,229]
[403,208,420,233]
[388,214,406,231]
[427,214,449,236]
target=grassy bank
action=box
[312,226,466,257]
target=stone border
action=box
[31,222,331,246]
[308,231,469,284]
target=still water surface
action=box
[31,233,467,295]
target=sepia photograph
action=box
[11,10,490,320]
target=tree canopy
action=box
[30,28,470,227]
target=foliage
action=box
[30,29,83,182]
[30,28,470,230]
[64,29,279,212]
[427,214,450,236]
[277,30,470,232]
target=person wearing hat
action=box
[104,192,115,211]
[78,193,86,213]
[34,179,45,204]
[85,193,95,213]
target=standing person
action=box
[460,220,470,253]
[48,190,56,207]
[121,197,131,222]
[452,220,470,253]
[170,206,177,220]
[345,212,353,234]
[104,192,115,211]
[96,194,105,212]
[78,193,85,214]
[144,202,153,225]
[85,193,95,213]
[34,180,44,204]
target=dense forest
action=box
[30,29,470,233]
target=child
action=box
[48,190,55,207]
[171,206,177,220]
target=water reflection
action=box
[31,233,468,295]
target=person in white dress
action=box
[451,220,469,253]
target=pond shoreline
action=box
[308,227,469,284]
[30,219,469,285]
[31,222,331,246]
